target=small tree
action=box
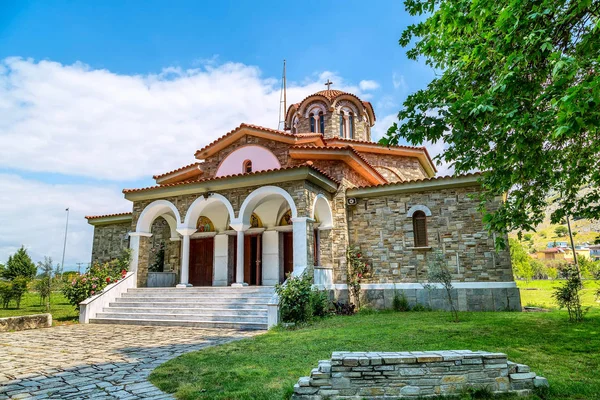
[424,251,459,322]
[554,226,569,238]
[3,246,36,281]
[36,257,56,311]
[553,266,584,322]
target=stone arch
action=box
[136,200,182,235]
[183,194,236,230]
[304,102,328,118]
[238,186,298,226]
[406,204,432,218]
[311,194,334,229]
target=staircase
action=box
[89,286,275,330]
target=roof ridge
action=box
[350,172,482,190]
[153,162,202,180]
[86,212,132,220]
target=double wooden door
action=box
[189,237,214,286]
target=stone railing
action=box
[292,350,548,399]
[79,271,136,323]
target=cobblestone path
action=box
[0,324,259,399]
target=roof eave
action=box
[86,214,133,226]
[124,166,338,202]
[346,174,481,198]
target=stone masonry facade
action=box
[347,186,512,284]
[90,222,131,266]
[292,351,549,399]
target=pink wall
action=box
[215,145,281,177]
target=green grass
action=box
[150,309,600,400]
[0,291,79,325]
[517,279,600,308]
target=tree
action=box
[36,257,56,311]
[382,0,600,244]
[509,238,534,282]
[424,251,459,322]
[3,246,36,281]
[555,225,569,237]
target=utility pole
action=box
[566,214,581,279]
[76,262,84,275]
[61,208,70,273]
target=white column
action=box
[128,232,152,274]
[292,217,310,276]
[230,222,249,287]
[213,234,229,286]
[176,228,196,288]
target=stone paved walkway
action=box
[0,324,260,399]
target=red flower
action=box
[357,253,362,258]
[106,277,111,283]
[91,290,95,295]
[121,269,127,275]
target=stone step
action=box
[109,301,269,309]
[128,287,275,293]
[104,306,268,316]
[95,312,268,323]
[122,291,273,299]
[89,317,267,330]
[115,296,270,304]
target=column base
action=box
[231,283,248,288]
[176,283,193,288]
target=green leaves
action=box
[391,0,600,237]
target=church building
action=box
[85,86,521,326]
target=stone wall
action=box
[347,186,513,284]
[148,217,180,273]
[294,100,370,141]
[90,222,131,266]
[292,351,548,399]
[0,314,52,332]
[360,154,428,182]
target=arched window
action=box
[413,210,428,247]
[310,113,315,132]
[319,111,325,133]
[349,112,354,139]
[243,159,253,173]
[339,112,345,137]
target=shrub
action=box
[62,250,130,309]
[0,277,29,309]
[424,250,459,322]
[412,303,432,312]
[0,281,11,308]
[310,289,331,318]
[275,272,313,324]
[554,225,569,237]
[149,242,166,273]
[553,266,585,322]
[333,301,355,315]
[392,290,411,312]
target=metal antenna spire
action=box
[278,59,287,130]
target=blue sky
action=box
[0,1,439,270]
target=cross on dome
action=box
[324,79,333,90]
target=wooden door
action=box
[282,232,294,282]
[189,237,214,286]
[244,235,262,285]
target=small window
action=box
[309,113,315,132]
[313,228,320,266]
[349,113,354,139]
[243,160,253,173]
[339,112,344,137]
[413,210,428,247]
[319,112,325,133]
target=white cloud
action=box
[0,173,129,269]
[0,58,373,182]
[392,72,407,91]
[359,80,379,91]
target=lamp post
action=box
[61,208,70,273]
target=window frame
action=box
[412,210,428,247]
[243,159,253,173]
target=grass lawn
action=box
[0,291,79,325]
[517,279,600,308]
[150,309,600,400]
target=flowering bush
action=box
[62,250,130,309]
[346,246,371,310]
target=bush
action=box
[554,225,569,237]
[333,301,356,315]
[346,246,371,310]
[0,277,29,309]
[275,272,313,324]
[412,303,432,312]
[392,290,411,312]
[62,250,130,309]
[2,246,36,281]
[310,289,332,318]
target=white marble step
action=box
[121,291,273,299]
[109,301,269,309]
[114,296,270,304]
[96,312,267,323]
[89,317,267,330]
[105,306,267,316]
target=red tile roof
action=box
[153,162,202,180]
[85,212,132,220]
[286,90,377,124]
[123,163,339,194]
[352,172,482,189]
